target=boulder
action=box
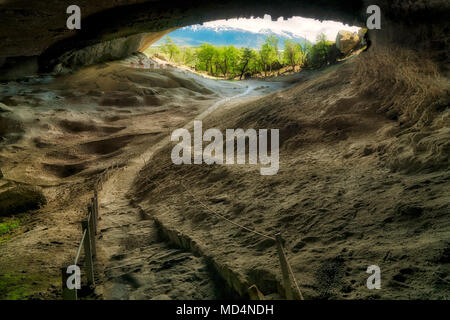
[335,30,360,55]
[50,33,147,73]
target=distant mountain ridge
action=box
[153,25,310,49]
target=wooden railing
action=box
[61,163,119,300]
[61,161,303,300]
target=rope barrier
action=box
[179,177,305,300]
[180,180,276,241]
[63,162,120,300]
[74,229,86,265]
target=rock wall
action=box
[47,31,172,73]
[0,0,448,78]
[365,0,450,75]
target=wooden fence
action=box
[180,180,304,300]
[61,163,119,300]
[61,162,303,300]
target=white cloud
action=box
[201,15,360,42]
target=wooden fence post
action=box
[93,189,99,221]
[276,233,295,300]
[61,265,77,300]
[87,204,96,257]
[90,198,97,235]
[81,220,95,286]
[276,233,304,300]
[91,196,96,223]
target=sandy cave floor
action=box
[0,54,290,299]
[132,57,450,300]
[0,54,448,300]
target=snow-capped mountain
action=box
[152,25,310,49]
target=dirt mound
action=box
[42,162,87,178]
[78,135,135,156]
[58,120,125,134]
[133,53,449,299]
[33,138,55,149]
[58,120,99,133]
[45,150,80,161]
[100,94,144,107]
[0,186,46,217]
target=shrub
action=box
[307,41,340,68]
[0,219,20,236]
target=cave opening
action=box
[140,15,363,80]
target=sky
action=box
[200,14,360,42]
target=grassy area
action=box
[0,214,57,300]
[0,186,50,299]
[0,273,31,299]
[0,272,56,300]
[0,219,20,234]
[0,218,21,243]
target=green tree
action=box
[218,46,240,78]
[151,35,324,78]
[182,47,196,67]
[196,43,217,73]
[297,42,310,67]
[237,48,255,79]
[283,40,300,71]
[260,35,280,76]
[161,36,180,61]
[307,33,337,68]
